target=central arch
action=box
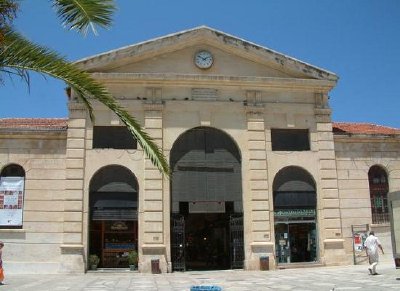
[170,127,243,271]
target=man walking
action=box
[364,231,384,275]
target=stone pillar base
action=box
[246,242,275,270]
[140,244,168,273]
[59,244,85,273]
[322,239,349,266]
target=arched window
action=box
[368,165,389,224]
[0,163,25,228]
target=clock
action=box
[194,50,213,69]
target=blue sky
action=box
[1,0,400,128]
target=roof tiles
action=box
[332,122,400,135]
[0,118,68,131]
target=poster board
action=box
[0,176,24,226]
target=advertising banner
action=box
[0,176,24,226]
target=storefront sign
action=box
[0,177,24,226]
[274,209,316,218]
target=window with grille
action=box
[368,165,389,224]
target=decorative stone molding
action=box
[143,101,164,111]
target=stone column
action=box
[245,103,273,270]
[140,101,166,273]
[315,106,347,265]
[59,102,86,273]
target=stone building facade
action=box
[0,27,399,274]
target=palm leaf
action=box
[52,0,116,35]
[0,29,170,175]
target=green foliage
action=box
[127,250,138,266]
[52,0,116,35]
[0,0,170,175]
[88,254,100,266]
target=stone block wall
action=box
[0,132,67,274]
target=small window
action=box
[271,129,310,151]
[93,126,137,149]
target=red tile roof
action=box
[0,118,68,131]
[333,122,400,135]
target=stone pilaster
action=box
[316,107,347,265]
[245,105,273,270]
[140,101,166,273]
[59,102,86,273]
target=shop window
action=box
[368,165,389,224]
[271,129,310,151]
[0,164,25,229]
[93,126,137,149]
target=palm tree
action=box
[0,0,169,175]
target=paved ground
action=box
[1,262,399,291]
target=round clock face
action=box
[194,50,213,69]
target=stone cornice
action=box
[91,73,336,91]
[75,26,338,81]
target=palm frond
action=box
[0,29,170,175]
[52,0,116,35]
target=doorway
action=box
[185,213,230,270]
[88,165,138,268]
[170,127,244,271]
[275,222,317,263]
[273,166,318,264]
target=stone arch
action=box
[88,164,139,268]
[272,166,318,264]
[169,126,243,271]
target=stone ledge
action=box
[323,238,345,249]
[142,244,166,255]
[0,228,25,233]
[250,242,274,253]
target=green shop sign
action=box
[274,209,316,218]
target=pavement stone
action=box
[1,262,399,291]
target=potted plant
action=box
[88,254,100,270]
[128,250,138,271]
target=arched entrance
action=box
[170,127,244,271]
[88,165,138,268]
[273,166,317,264]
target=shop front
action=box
[273,166,318,264]
[88,165,138,268]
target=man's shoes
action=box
[368,268,373,275]
[373,273,379,275]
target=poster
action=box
[353,232,368,252]
[0,176,24,226]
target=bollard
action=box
[151,259,161,274]
[260,255,269,271]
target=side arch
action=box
[88,164,139,268]
[272,166,318,264]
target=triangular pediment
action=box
[76,26,337,81]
